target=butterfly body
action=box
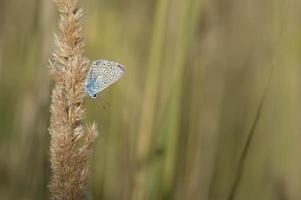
[85,59,125,98]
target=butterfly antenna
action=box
[98,97,111,110]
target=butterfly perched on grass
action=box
[85,59,125,98]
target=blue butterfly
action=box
[85,59,125,98]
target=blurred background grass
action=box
[1,0,301,199]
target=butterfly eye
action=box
[103,81,107,85]
[92,94,97,98]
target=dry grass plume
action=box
[48,0,98,199]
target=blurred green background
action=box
[1,0,301,199]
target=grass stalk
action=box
[132,0,169,199]
[48,0,97,199]
[161,0,202,195]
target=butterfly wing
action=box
[85,59,125,97]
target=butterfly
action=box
[85,59,125,98]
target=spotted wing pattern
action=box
[85,59,125,98]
